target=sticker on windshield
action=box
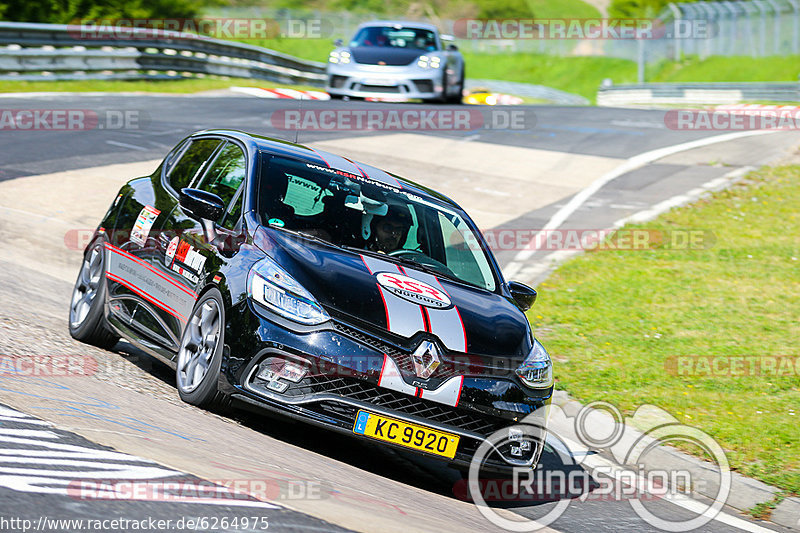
[268,218,285,227]
[376,272,452,309]
[130,205,160,247]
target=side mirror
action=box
[180,188,225,243]
[508,281,537,311]
[334,38,344,46]
[446,43,458,51]
[180,188,225,222]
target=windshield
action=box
[350,25,438,51]
[258,156,497,291]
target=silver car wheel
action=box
[177,299,221,393]
[69,246,102,328]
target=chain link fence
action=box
[213,2,800,66]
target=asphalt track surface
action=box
[0,93,797,533]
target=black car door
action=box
[150,139,249,356]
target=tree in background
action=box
[1,0,199,24]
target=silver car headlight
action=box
[249,256,330,325]
[329,50,350,64]
[416,55,442,69]
[516,338,553,389]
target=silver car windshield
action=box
[259,156,497,291]
[350,26,439,51]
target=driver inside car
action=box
[366,204,412,254]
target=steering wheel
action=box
[388,249,456,277]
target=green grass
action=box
[528,165,800,492]
[527,0,601,19]
[0,78,322,94]
[650,55,800,83]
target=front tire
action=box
[68,241,119,350]
[176,288,226,408]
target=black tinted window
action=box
[167,138,222,192]
[196,142,247,229]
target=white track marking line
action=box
[105,140,149,151]
[509,165,755,282]
[558,435,782,533]
[503,130,776,279]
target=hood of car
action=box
[256,227,531,359]
[349,46,422,66]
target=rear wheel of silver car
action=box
[176,288,226,408]
[68,241,119,349]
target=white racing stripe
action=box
[377,355,464,407]
[360,255,468,352]
[361,255,425,338]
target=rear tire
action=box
[68,241,119,350]
[176,288,226,409]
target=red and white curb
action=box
[230,87,330,100]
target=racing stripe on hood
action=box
[359,254,468,353]
[361,255,425,338]
[308,147,363,176]
[398,269,468,353]
[378,355,463,407]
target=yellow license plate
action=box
[352,410,460,459]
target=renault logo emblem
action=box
[412,340,440,379]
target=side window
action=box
[196,142,247,230]
[437,212,495,291]
[167,138,222,193]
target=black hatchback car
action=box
[69,130,553,471]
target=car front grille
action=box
[331,322,458,380]
[286,374,508,437]
[330,75,347,88]
[413,79,434,93]
[359,84,401,93]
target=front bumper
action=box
[221,301,552,471]
[326,63,444,100]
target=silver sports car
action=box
[326,21,465,103]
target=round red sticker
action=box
[376,272,452,309]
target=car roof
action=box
[193,129,458,207]
[355,20,439,33]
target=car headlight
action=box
[417,55,442,69]
[329,50,350,64]
[516,338,553,389]
[248,256,330,325]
